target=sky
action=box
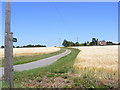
[1,2,118,47]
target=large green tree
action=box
[62,40,80,47]
[62,40,70,47]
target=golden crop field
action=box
[0,47,60,58]
[72,45,119,86]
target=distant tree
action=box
[79,43,84,46]
[75,42,79,46]
[1,46,4,48]
[13,46,15,48]
[84,42,87,46]
[62,40,77,47]
[69,41,75,46]
[62,40,69,47]
[102,40,106,42]
[22,44,46,47]
[106,41,113,45]
[89,42,93,46]
[16,46,20,48]
[86,41,89,46]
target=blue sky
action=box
[1,2,118,47]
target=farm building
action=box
[98,41,107,45]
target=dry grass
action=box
[0,47,60,58]
[72,45,119,87]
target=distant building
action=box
[98,41,107,45]
[91,38,119,46]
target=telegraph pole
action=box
[59,38,61,47]
[77,37,78,43]
[4,0,14,88]
[77,37,78,49]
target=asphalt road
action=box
[0,49,71,79]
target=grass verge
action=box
[1,48,65,67]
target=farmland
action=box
[72,45,118,87]
[0,47,64,66]
[1,46,118,88]
[0,47,60,58]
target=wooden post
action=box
[4,1,14,88]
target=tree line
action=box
[1,44,46,48]
[62,39,120,47]
[62,40,91,47]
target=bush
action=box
[1,45,4,48]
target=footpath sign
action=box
[13,38,17,42]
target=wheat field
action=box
[72,45,119,86]
[0,47,60,58]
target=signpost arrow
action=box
[13,38,17,42]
